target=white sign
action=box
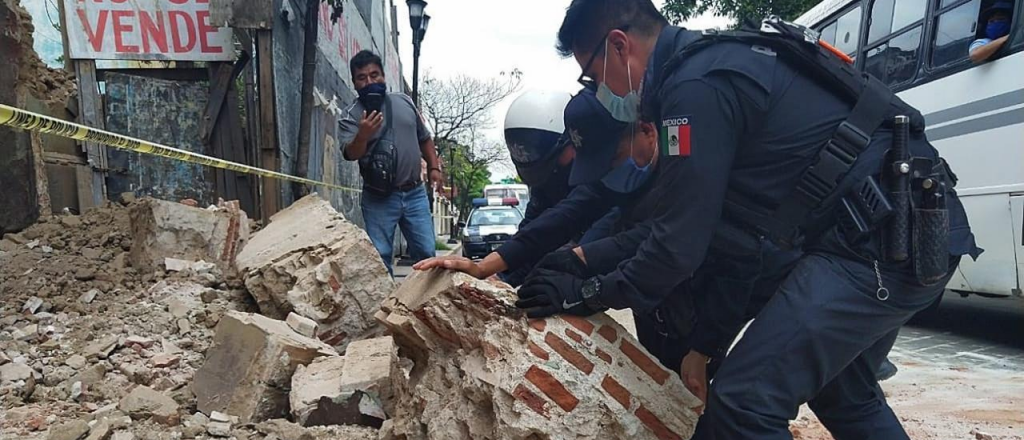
[64,0,234,61]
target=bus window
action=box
[820,21,839,46]
[932,0,983,67]
[835,6,864,54]
[865,26,924,86]
[869,0,928,42]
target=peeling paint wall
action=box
[272,0,404,227]
[104,72,215,205]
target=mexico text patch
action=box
[659,116,691,157]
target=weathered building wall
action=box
[104,73,215,206]
[0,0,76,233]
[272,0,404,227]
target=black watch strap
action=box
[581,277,606,310]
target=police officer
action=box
[499,90,621,286]
[528,1,981,438]
[418,90,702,373]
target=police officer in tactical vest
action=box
[523,0,982,438]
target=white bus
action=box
[483,184,530,211]
[797,0,1023,298]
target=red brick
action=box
[525,365,579,412]
[597,325,618,343]
[601,375,631,409]
[620,340,670,385]
[528,341,549,361]
[544,332,594,375]
[595,348,613,364]
[528,319,547,332]
[560,315,595,335]
[327,275,341,292]
[565,328,584,344]
[635,405,682,440]
[481,341,500,359]
[512,383,549,418]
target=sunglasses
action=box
[577,26,631,90]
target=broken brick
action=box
[620,340,671,385]
[545,332,594,375]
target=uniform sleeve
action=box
[496,184,613,270]
[597,77,743,314]
[579,221,651,275]
[518,186,551,231]
[339,105,360,161]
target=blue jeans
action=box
[361,185,436,275]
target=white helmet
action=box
[503,90,572,186]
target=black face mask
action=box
[357,83,388,114]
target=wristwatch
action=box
[581,277,607,311]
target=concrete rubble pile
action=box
[376,269,703,440]
[237,195,394,351]
[3,191,700,440]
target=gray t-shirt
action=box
[339,93,431,187]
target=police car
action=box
[461,198,523,259]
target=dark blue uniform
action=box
[500,169,621,287]
[610,26,982,439]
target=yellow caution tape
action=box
[0,104,360,193]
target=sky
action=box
[390,0,733,180]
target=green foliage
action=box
[661,0,819,27]
[498,176,523,184]
[439,139,493,222]
[435,240,451,251]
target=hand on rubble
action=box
[529,248,590,279]
[413,255,493,279]
[681,350,710,408]
[515,269,598,318]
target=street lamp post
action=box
[406,0,428,106]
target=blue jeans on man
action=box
[361,185,436,275]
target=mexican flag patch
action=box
[659,116,691,157]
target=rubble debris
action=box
[164,258,192,272]
[150,353,181,368]
[377,269,703,440]
[119,385,180,426]
[83,336,119,361]
[286,312,319,338]
[46,420,90,440]
[64,354,87,370]
[111,432,134,440]
[129,198,249,276]
[237,194,393,350]
[124,336,155,350]
[78,289,101,304]
[193,311,336,423]
[23,296,44,314]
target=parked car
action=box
[461,198,523,259]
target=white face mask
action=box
[595,39,641,123]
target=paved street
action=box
[895,291,1024,371]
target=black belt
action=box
[395,180,423,192]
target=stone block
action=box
[129,197,249,276]
[377,269,703,440]
[286,312,318,338]
[193,311,336,423]
[118,386,179,426]
[236,194,393,351]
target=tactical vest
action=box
[643,17,928,249]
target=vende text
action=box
[65,0,234,61]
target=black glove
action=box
[516,269,599,319]
[530,248,591,279]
